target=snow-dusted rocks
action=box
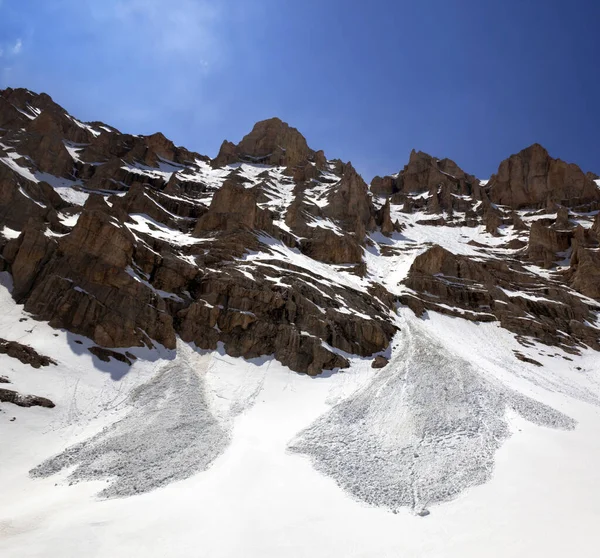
[1,87,600,555]
[402,243,600,353]
[1,87,599,376]
[0,337,56,368]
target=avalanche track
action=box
[289,316,575,514]
[30,346,230,498]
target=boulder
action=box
[372,355,389,368]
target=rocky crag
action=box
[1,87,599,375]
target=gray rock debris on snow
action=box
[30,350,229,498]
[288,320,575,514]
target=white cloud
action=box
[11,39,22,55]
[0,38,23,61]
[84,0,222,65]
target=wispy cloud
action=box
[1,0,244,144]
[84,0,222,69]
[11,38,22,55]
[0,38,23,60]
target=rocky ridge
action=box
[0,87,599,377]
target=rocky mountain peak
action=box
[0,87,599,378]
[487,143,600,210]
[213,116,315,168]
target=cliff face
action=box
[1,87,599,375]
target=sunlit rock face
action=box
[1,87,599,375]
[0,86,599,525]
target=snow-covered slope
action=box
[2,215,600,557]
[1,88,600,557]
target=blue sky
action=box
[0,0,598,181]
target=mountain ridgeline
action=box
[1,87,599,375]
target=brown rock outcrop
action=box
[0,338,57,368]
[527,220,573,268]
[373,151,482,224]
[488,144,600,209]
[177,256,396,375]
[592,212,600,238]
[323,163,374,233]
[568,241,600,299]
[299,229,363,264]
[213,117,314,168]
[378,199,395,236]
[0,388,55,408]
[21,202,177,350]
[400,150,480,196]
[371,175,399,196]
[8,86,600,378]
[1,89,401,375]
[5,223,57,300]
[194,181,273,234]
[402,244,599,352]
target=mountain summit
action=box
[214,117,317,168]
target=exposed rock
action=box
[372,355,389,368]
[314,150,327,170]
[88,346,135,365]
[2,86,599,377]
[20,112,76,177]
[324,163,374,232]
[379,199,394,236]
[213,117,314,168]
[5,223,57,300]
[176,265,395,376]
[511,211,528,231]
[371,175,398,196]
[0,387,55,408]
[0,164,63,231]
[299,229,363,264]
[212,140,237,167]
[373,151,482,225]
[527,221,572,268]
[592,212,600,238]
[402,244,599,352]
[194,181,273,234]
[568,240,600,299]
[555,206,571,229]
[22,204,177,350]
[483,203,503,235]
[400,150,480,196]
[0,338,57,368]
[488,144,600,209]
[514,351,543,367]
